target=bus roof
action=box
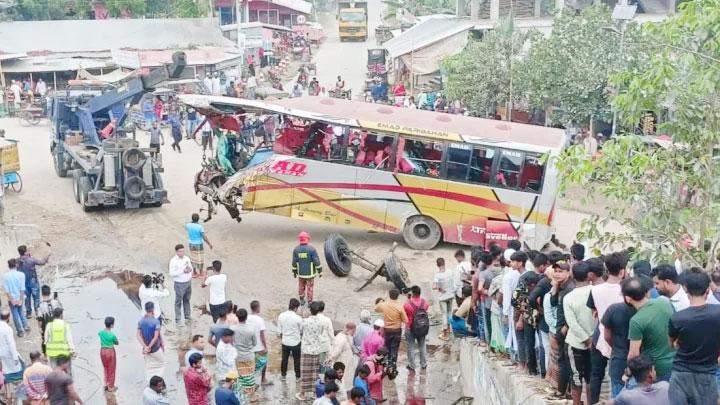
[179,95,567,152]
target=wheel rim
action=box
[413,223,431,240]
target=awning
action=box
[0,56,112,73]
[397,29,470,75]
[76,68,137,83]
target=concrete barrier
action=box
[459,339,549,405]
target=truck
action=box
[49,52,193,211]
[338,0,368,42]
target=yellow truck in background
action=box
[338,0,368,42]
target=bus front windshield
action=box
[340,13,366,22]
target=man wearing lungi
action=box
[186,213,213,276]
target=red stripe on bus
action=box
[291,186,399,233]
[248,182,511,214]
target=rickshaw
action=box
[367,49,387,77]
[0,137,22,193]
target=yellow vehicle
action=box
[338,0,368,42]
[183,95,567,251]
[1,137,22,193]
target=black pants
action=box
[556,333,571,394]
[281,343,301,378]
[589,347,608,403]
[384,328,402,365]
[209,303,226,323]
[484,306,492,342]
[523,320,538,374]
[568,346,592,389]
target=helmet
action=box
[298,231,310,244]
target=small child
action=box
[98,316,119,392]
[353,365,374,405]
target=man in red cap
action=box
[292,232,322,305]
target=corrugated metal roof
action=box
[271,0,312,14]
[383,17,474,58]
[0,56,112,73]
[0,18,236,54]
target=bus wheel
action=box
[384,253,410,291]
[402,215,442,250]
[324,233,353,277]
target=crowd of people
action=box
[454,239,720,405]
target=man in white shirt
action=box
[139,274,170,320]
[201,260,227,323]
[245,75,258,100]
[454,249,472,307]
[277,298,303,382]
[502,251,527,357]
[212,72,222,96]
[248,300,270,385]
[0,309,23,377]
[315,301,335,367]
[168,244,193,324]
[652,264,689,311]
[35,78,47,98]
[214,329,237,384]
[10,80,21,108]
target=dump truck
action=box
[338,0,368,41]
[49,52,193,211]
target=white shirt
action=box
[455,261,472,297]
[212,78,222,95]
[661,287,689,312]
[0,321,21,374]
[246,76,257,89]
[247,313,267,352]
[277,309,303,347]
[36,80,47,96]
[316,313,335,353]
[434,271,455,301]
[204,274,227,305]
[215,340,238,378]
[138,284,170,319]
[502,268,522,316]
[168,255,193,283]
[10,84,20,103]
[313,397,334,405]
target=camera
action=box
[380,357,398,380]
[151,272,165,289]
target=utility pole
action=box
[609,0,635,137]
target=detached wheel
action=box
[384,253,410,291]
[402,215,442,250]
[324,234,353,277]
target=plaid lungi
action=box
[188,243,204,272]
[236,359,255,395]
[548,334,560,389]
[300,353,321,394]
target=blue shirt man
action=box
[3,265,26,302]
[186,222,205,246]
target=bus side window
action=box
[445,144,472,182]
[398,138,443,177]
[495,150,523,188]
[328,125,347,161]
[468,147,496,185]
[347,132,394,169]
[519,154,545,192]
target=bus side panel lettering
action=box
[485,220,519,249]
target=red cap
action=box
[298,231,310,244]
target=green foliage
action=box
[558,0,720,270]
[16,0,71,20]
[521,5,626,125]
[442,19,537,116]
[105,0,147,17]
[173,0,204,17]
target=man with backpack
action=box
[403,285,429,372]
[37,284,62,355]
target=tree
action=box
[173,0,204,18]
[556,0,720,270]
[521,5,626,127]
[442,19,536,117]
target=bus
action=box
[181,95,567,250]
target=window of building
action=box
[468,147,496,185]
[396,138,443,177]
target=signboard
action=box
[358,120,464,142]
[111,49,140,69]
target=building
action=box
[214,0,312,27]
[0,18,241,89]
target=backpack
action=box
[409,299,430,338]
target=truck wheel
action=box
[78,176,92,212]
[384,253,410,291]
[72,170,81,203]
[402,215,442,250]
[324,234,353,277]
[53,153,67,178]
[124,176,146,200]
[122,148,147,170]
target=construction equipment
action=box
[49,51,193,211]
[323,234,410,292]
[338,0,368,42]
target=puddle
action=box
[53,269,184,405]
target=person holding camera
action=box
[169,244,194,325]
[363,346,390,404]
[139,274,170,321]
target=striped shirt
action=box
[23,362,52,400]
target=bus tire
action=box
[324,233,353,277]
[402,215,442,250]
[384,253,410,292]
